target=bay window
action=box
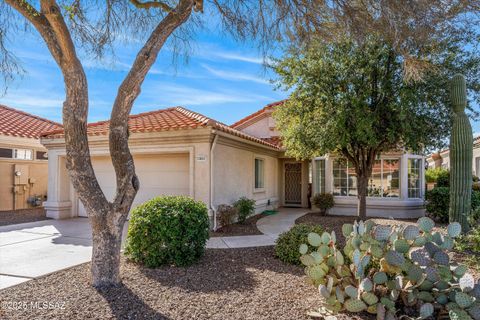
[368,159,400,198]
[408,158,422,198]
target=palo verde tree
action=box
[0,1,478,288]
[273,35,480,219]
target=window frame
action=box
[13,148,33,161]
[313,157,326,194]
[368,157,401,198]
[254,157,265,192]
[407,157,423,199]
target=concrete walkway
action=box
[0,207,308,289]
[206,207,309,249]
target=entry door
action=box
[285,162,302,206]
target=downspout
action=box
[210,132,219,230]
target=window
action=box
[13,149,32,160]
[368,159,400,198]
[254,158,265,190]
[313,159,326,194]
[0,148,12,158]
[408,158,422,198]
[333,159,357,196]
[36,151,48,160]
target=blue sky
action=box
[0,24,284,126]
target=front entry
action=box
[284,162,302,206]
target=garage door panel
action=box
[77,153,190,217]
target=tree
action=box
[273,34,480,219]
[0,0,478,288]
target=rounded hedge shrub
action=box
[124,196,210,268]
[274,224,324,265]
[312,193,334,215]
[426,187,480,223]
[233,197,256,223]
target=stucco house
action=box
[41,102,425,226]
[427,136,480,177]
[0,105,62,211]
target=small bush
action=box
[456,226,480,253]
[425,187,450,222]
[473,182,480,191]
[436,169,450,187]
[274,224,324,265]
[124,196,209,268]
[425,167,449,184]
[216,204,237,228]
[312,193,334,214]
[233,197,256,223]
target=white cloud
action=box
[201,64,269,84]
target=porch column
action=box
[43,152,72,219]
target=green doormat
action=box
[262,210,278,215]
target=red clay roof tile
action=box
[41,107,280,150]
[0,104,62,139]
[230,100,286,129]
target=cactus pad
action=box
[300,254,316,266]
[374,225,392,241]
[460,273,475,292]
[456,292,474,309]
[448,222,462,238]
[321,232,331,244]
[345,285,358,299]
[419,303,434,319]
[361,292,379,305]
[410,248,431,266]
[373,271,388,284]
[360,278,373,292]
[308,232,322,246]
[467,303,480,320]
[433,250,450,266]
[403,225,420,241]
[344,299,367,313]
[299,243,308,255]
[418,217,435,233]
[407,264,423,283]
[385,250,405,267]
[425,266,440,282]
[417,291,435,302]
[394,239,410,253]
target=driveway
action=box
[0,208,309,290]
[0,218,101,289]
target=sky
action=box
[0,19,284,126]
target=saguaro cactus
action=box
[449,74,473,232]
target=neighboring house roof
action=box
[0,104,62,139]
[41,107,281,150]
[426,135,480,160]
[261,136,283,148]
[231,100,286,129]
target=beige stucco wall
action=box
[212,138,279,213]
[0,136,49,211]
[238,115,280,138]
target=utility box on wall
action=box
[14,164,29,185]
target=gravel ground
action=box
[0,246,329,320]
[210,213,265,237]
[0,208,49,226]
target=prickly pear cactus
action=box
[299,217,480,319]
[449,73,473,233]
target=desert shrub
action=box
[472,190,480,211]
[312,193,335,214]
[473,182,480,191]
[436,169,450,187]
[216,204,237,228]
[274,224,324,265]
[124,196,209,268]
[233,197,256,223]
[456,226,480,253]
[425,167,449,184]
[425,187,450,222]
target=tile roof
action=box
[0,104,62,139]
[231,100,286,129]
[261,136,283,148]
[41,107,281,150]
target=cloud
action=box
[141,82,273,106]
[201,64,269,84]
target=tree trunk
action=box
[90,214,124,287]
[357,173,369,220]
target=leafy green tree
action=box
[273,35,480,219]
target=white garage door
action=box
[78,153,190,217]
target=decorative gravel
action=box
[0,246,326,320]
[0,208,49,226]
[210,213,264,237]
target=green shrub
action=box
[312,193,335,214]
[456,226,480,253]
[233,197,256,223]
[425,167,449,184]
[425,187,450,222]
[124,196,209,268]
[274,224,324,265]
[436,169,450,187]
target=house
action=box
[0,105,62,211]
[426,136,480,176]
[41,102,425,226]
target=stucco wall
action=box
[213,142,279,213]
[239,115,280,138]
